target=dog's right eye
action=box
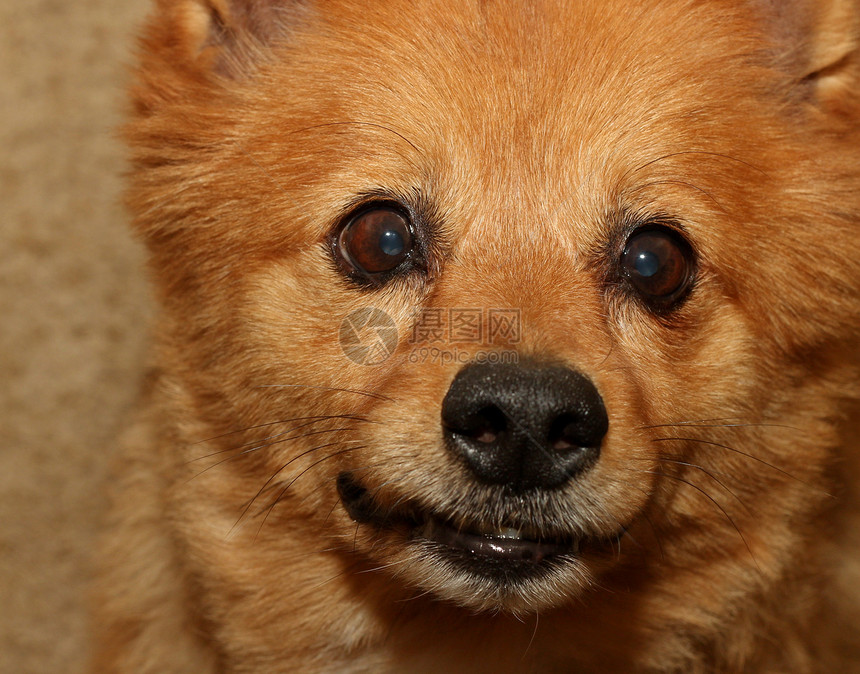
[335,206,414,279]
[620,226,695,308]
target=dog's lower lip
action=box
[336,471,576,564]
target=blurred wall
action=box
[0,2,153,672]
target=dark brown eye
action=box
[337,207,414,275]
[620,227,694,305]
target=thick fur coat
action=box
[94,1,860,672]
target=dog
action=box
[93,0,860,671]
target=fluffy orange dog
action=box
[94,0,860,671]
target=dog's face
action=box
[132,0,859,637]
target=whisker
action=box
[254,383,394,401]
[253,444,367,519]
[597,340,615,369]
[191,416,372,462]
[632,468,762,575]
[652,436,829,495]
[324,496,343,528]
[651,457,754,517]
[598,476,666,560]
[187,427,359,482]
[635,509,665,562]
[641,419,801,432]
[578,490,642,553]
[192,413,375,447]
[394,587,437,604]
[313,461,391,523]
[256,446,367,538]
[370,469,422,512]
[306,559,367,593]
[353,556,415,576]
[521,611,540,662]
[232,440,361,533]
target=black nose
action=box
[441,362,608,491]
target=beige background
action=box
[1,2,153,672]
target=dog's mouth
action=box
[337,471,584,572]
[419,517,578,563]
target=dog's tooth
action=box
[462,520,514,538]
[496,527,522,539]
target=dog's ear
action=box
[754,0,859,108]
[140,0,305,81]
[130,1,308,116]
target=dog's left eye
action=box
[336,206,414,277]
[620,226,694,306]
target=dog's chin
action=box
[336,471,617,613]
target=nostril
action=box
[548,413,582,451]
[547,412,604,451]
[447,405,507,444]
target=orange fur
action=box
[93,0,860,671]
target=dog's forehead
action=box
[252,1,768,238]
